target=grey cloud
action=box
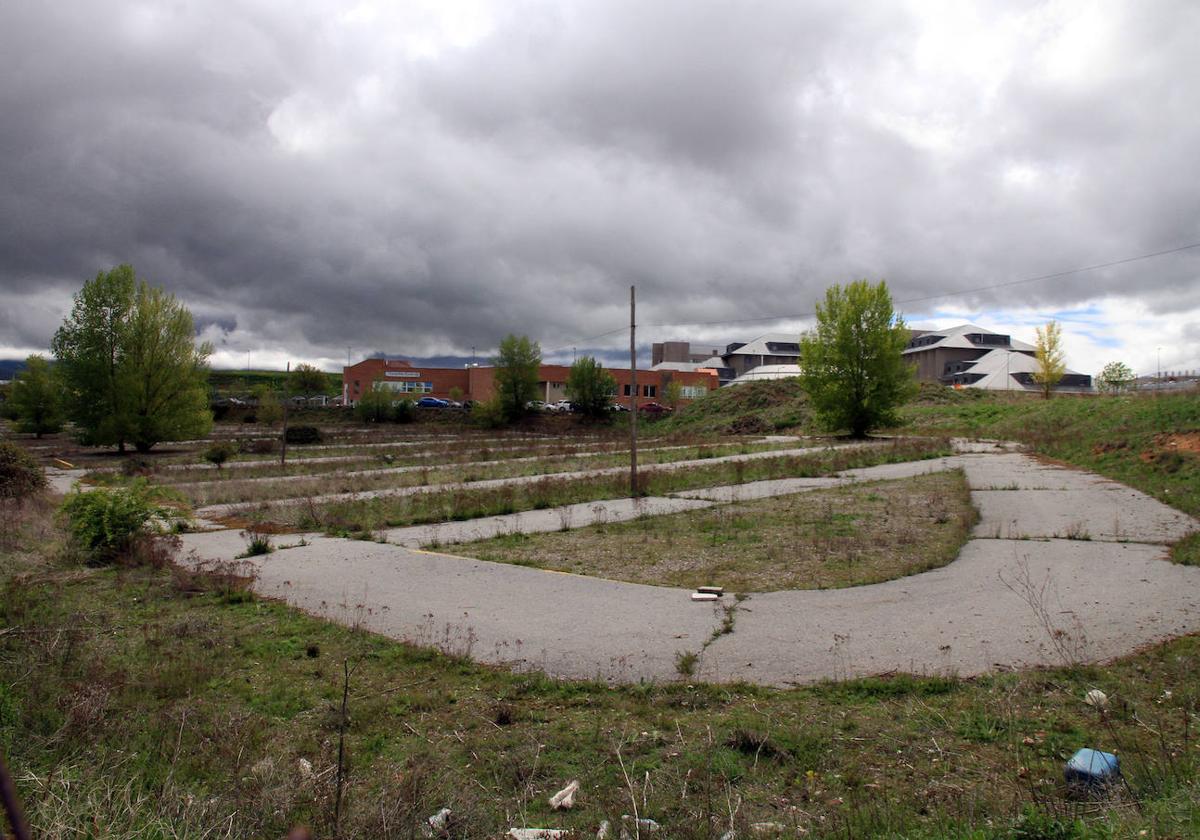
[1,0,1198,365]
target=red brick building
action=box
[342,358,718,408]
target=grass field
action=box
[3,499,1197,838]
[3,385,1198,837]
[456,471,978,592]
[236,438,950,534]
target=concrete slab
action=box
[701,539,1200,685]
[194,443,866,519]
[673,477,842,502]
[836,455,972,482]
[44,468,86,495]
[383,496,716,547]
[225,539,730,682]
[170,448,1200,686]
[962,454,1111,491]
[972,489,1198,543]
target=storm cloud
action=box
[1,0,1198,373]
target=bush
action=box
[203,442,235,469]
[471,397,507,429]
[392,398,415,424]
[238,437,277,455]
[60,485,172,565]
[120,455,156,477]
[284,425,322,445]
[0,441,47,500]
[355,387,393,423]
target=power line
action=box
[539,241,1200,354]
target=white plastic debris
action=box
[597,820,611,839]
[719,831,737,840]
[549,779,580,810]
[751,823,787,834]
[296,757,314,779]
[422,808,452,837]
[622,816,660,832]
[1084,689,1109,710]
[691,592,719,602]
[508,830,569,840]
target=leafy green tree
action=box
[565,356,616,419]
[291,363,329,399]
[663,379,684,411]
[51,265,137,451]
[493,334,542,422]
[121,282,213,450]
[355,381,394,423]
[798,279,916,437]
[253,384,283,425]
[1097,360,1134,394]
[52,265,212,452]
[1032,321,1066,400]
[10,355,64,437]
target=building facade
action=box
[342,358,718,407]
[903,324,1093,392]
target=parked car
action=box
[416,396,451,408]
[638,401,673,415]
[609,402,630,412]
[546,400,575,413]
[526,400,546,411]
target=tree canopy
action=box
[565,356,616,419]
[291,363,329,398]
[798,279,916,437]
[52,265,212,452]
[1098,360,1134,394]
[1032,321,1066,399]
[493,334,541,422]
[10,354,64,438]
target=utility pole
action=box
[629,285,638,497]
[280,361,290,467]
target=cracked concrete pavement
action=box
[174,444,1200,686]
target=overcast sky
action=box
[2,0,1198,376]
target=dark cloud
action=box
[1,0,1197,369]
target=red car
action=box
[638,402,673,415]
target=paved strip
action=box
[701,539,1200,685]
[151,436,598,473]
[170,442,712,493]
[194,442,872,519]
[179,534,728,682]
[174,449,1200,686]
[383,496,717,547]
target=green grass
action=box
[3,500,1199,838]
[455,470,978,592]
[248,437,952,533]
[900,386,1200,517]
[660,378,812,435]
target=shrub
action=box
[471,397,507,429]
[238,437,277,455]
[355,386,394,423]
[0,441,47,500]
[203,442,235,469]
[392,398,416,424]
[238,525,274,557]
[60,485,171,565]
[284,425,322,445]
[120,455,156,477]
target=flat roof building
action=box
[342,357,718,407]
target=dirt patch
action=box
[1155,431,1200,455]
